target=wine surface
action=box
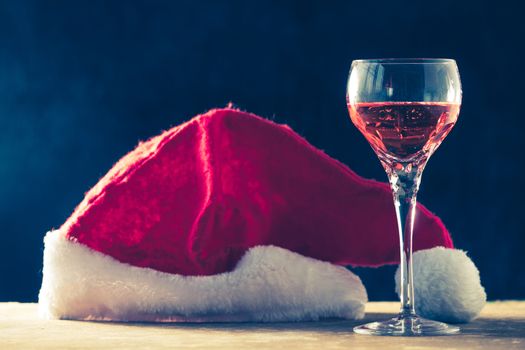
[348,102,459,161]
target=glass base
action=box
[353,315,460,336]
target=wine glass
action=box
[346,58,461,336]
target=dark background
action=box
[1,0,523,302]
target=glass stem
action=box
[386,161,425,318]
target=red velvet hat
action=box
[39,108,485,323]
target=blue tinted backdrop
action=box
[1,0,523,301]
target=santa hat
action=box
[39,108,485,323]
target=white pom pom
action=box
[395,247,486,323]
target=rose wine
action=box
[348,102,460,162]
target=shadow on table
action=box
[93,313,525,338]
[93,312,383,333]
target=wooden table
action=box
[1,302,524,349]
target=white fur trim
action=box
[395,247,486,323]
[39,230,367,322]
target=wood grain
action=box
[1,302,524,349]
